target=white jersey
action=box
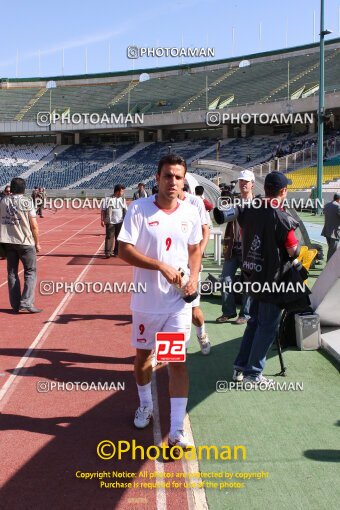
[181,192,207,225]
[101,196,127,224]
[118,196,202,313]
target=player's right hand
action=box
[36,243,41,253]
[159,263,182,286]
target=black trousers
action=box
[326,237,339,261]
[105,222,123,256]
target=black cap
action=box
[264,171,291,189]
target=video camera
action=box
[219,180,239,199]
[214,180,241,225]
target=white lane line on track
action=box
[0,238,104,405]
[152,370,208,510]
[0,216,99,288]
[151,372,167,509]
[39,216,83,237]
[182,414,209,510]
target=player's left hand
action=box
[184,277,198,296]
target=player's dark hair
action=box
[183,183,190,192]
[264,184,281,198]
[10,177,26,194]
[114,184,126,193]
[195,185,204,196]
[157,154,187,175]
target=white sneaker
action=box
[197,333,211,355]
[168,430,191,450]
[134,406,153,428]
[243,375,274,389]
[232,369,244,382]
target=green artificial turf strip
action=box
[186,241,339,510]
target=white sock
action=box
[137,382,153,410]
[196,323,205,337]
[170,397,188,436]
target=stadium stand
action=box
[0,88,39,121]
[0,143,54,186]
[74,46,340,114]
[247,135,340,179]
[21,83,130,122]
[25,143,134,189]
[0,40,340,194]
[1,41,340,121]
[66,142,152,189]
[287,155,340,190]
[2,136,339,191]
[207,134,289,167]
[73,140,215,189]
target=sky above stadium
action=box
[1,0,340,78]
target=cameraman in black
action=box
[214,172,307,387]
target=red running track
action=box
[0,208,193,510]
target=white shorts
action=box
[131,308,192,350]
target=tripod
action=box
[275,310,287,377]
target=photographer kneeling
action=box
[214,172,310,388]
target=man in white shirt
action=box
[178,184,211,355]
[118,154,202,449]
[216,170,254,325]
[101,184,127,258]
[0,177,42,313]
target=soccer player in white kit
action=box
[118,154,202,448]
[178,184,211,355]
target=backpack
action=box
[310,243,324,267]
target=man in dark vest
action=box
[231,172,302,387]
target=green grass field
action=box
[186,230,339,510]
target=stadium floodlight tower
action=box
[46,80,57,127]
[316,0,332,213]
